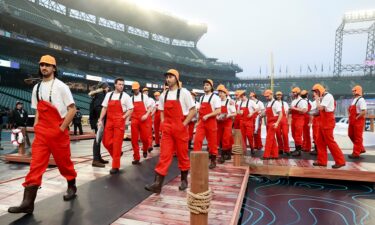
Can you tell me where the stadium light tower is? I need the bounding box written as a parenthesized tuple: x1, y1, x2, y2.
(333, 9, 375, 76)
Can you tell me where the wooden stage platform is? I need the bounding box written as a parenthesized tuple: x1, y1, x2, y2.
(113, 164, 250, 225)
(244, 153, 375, 183)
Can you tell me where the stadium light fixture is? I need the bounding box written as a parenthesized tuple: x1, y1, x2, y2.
(344, 9, 375, 21)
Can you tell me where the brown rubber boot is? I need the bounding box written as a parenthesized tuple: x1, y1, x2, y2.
(145, 173, 165, 194)
(8, 185, 39, 214)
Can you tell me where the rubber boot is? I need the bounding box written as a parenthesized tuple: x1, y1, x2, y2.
(291, 145, 302, 156)
(63, 179, 77, 201)
(145, 173, 165, 194)
(8, 185, 39, 214)
(218, 151, 225, 164)
(179, 170, 189, 191)
(209, 155, 217, 169)
(188, 140, 193, 150)
(310, 144, 318, 155)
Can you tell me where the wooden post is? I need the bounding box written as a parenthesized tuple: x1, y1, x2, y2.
(190, 151, 209, 225)
(233, 129, 243, 167)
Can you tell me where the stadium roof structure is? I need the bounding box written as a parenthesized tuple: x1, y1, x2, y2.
(57, 0, 208, 42)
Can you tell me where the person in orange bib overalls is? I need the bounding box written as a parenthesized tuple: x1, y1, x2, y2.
(275, 91, 290, 155)
(312, 84, 346, 169)
(145, 69, 196, 193)
(193, 79, 221, 169)
(216, 84, 236, 163)
(262, 90, 283, 160)
(290, 87, 308, 156)
(233, 90, 242, 129)
(301, 90, 312, 152)
(188, 91, 198, 149)
(309, 95, 321, 155)
(98, 78, 133, 174)
(237, 90, 259, 155)
(143, 87, 155, 152)
(9, 55, 78, 214)
(130, 82, 152, 164)
(348, 85, 367, 159)
(250, 92, 265, 151)
(153, 91, 161, 147)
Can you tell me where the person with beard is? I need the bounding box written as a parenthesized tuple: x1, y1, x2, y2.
(262, 90, 283, 160)
(89, 82, 110, 167)
(193, 79, 221, 169)
(188, 91, 198, 149)
(275, 91, 290, 156)
(130, 82, 152, 164)
(8, 55, 78, 214)
(216, 84, 236, 163)
(145, 69, 196, 193)
(233, 90, 242, 130)
(237, 90, 259, 155)
(348, 85, 367, 159)
(301, 90, 312, 152)
(312, 84, 346, 168)
(289, 87, 308, 156)
(98, 78, 133, 174)
(249, 92, 265, 151)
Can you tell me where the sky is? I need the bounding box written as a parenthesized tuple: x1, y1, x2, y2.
(128, 0, 375, 79)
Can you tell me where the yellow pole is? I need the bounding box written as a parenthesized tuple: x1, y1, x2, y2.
(270, 52, 274, 92)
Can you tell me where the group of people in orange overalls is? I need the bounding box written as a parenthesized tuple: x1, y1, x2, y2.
(8, 55, 368, 214)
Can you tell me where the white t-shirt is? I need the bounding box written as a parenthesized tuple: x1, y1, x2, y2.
(31, 78, 75, 118)
(155, 100, 160, 108)
(255, 99, 265, 111)
(101, 91, 134, 112)
(320, 93, 335, 112)
(199, 93, 221, 112)
(132, 93, 150, 110)
(291, 96, 308, 110)
(239, 99, 259, 113)
(266, 100, 282, 116)
(220, 98, 236, 114)
(311, 100, 317, 111)
(158, 88, 196, 116)
(279, 100, 289, 114)
(351, 97, 367, 114)
(148, 97, 156, 109)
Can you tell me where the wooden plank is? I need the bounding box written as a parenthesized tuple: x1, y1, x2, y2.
(229, 166, 249, 225)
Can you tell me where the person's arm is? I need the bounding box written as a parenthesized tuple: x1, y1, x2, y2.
(274, 111, 283, 128)
(60, 104, 77, 131)
(183, 107, 197, 126)
(160, 111, 164, 123)
(97, 107, 107, 127)
(357, 109, 366, 119)
(141, 96, 153, 121)
(203, 108, 221, 121)
(34, 111, 39, 127)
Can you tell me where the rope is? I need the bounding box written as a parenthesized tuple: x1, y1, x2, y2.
(232, 144, 243, 155)
(187, 189, 212, 214)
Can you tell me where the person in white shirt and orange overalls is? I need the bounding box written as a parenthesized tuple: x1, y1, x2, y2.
(290, 87, 308, 156)
(301, 90, 312, 152)
(143, 87, 155, 153)
(233, 90, 243, 130)
(188, 91, 198, 149)
(9, 55, 78, 214)
(193, 79, 221, 169)
(216, 84, 236, 163)
(311, 84, 346, 168)
(275, 91, 290, 156)
(262, 90, 283, 160)
(250, 92, 265, 151)
(153, 91, 161, 148)
(348, 85, 367, 159)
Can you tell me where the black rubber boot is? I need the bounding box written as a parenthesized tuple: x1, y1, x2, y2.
(218, 151, 226, 164)
(310, 144, 318, 155)
(145, 173, 165, 194)
(8, 185, 39, 214)
(63, 179, 77, 201)
(179, 170, 189, 191)
(188, 140, 193, 150)
(209, 155, 217, 169)
(291, 145, 302, 156)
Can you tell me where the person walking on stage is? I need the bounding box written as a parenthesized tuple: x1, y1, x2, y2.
(130, 82, 152, 164)
(9, 55, 78, 214)
(188, 91, 198, 149)
(153, 91, 161, 148)
(145, 69, 196, 193)
(98, 78, 133, 174)
(312, 84, 346, 168)
(250, 92, 265, 151)
(301, 90, 312, 152)
(89, 82, 110, 167)
(348, 85, 367, 159)
(262, 90, 283, 160)
(193, 79, 221, 169)
(290, 87, 308, 156)
(275, 91, 290, 156)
